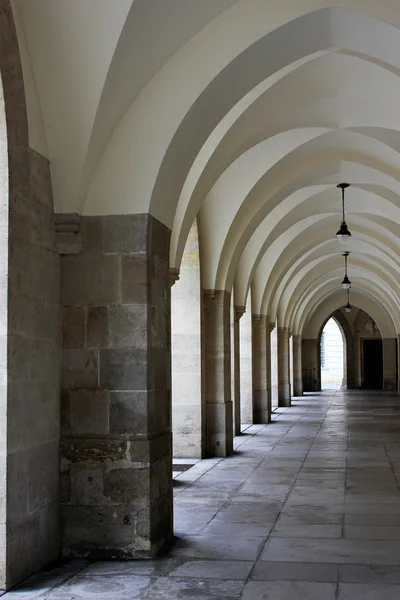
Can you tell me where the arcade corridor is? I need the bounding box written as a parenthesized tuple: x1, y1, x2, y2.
(5, 390, 400, 599)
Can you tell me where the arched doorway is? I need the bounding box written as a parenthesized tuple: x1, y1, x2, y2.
(320, 318, 344, 390)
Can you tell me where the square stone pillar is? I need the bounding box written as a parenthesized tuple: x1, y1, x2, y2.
(252, 315, 271, 423)
(266, 322, 273, 412)
(292, 335, 303, 397)
(301, 338, 320, 392)
(278, 327, 291, 406)
(233, 307, 245, 435)
(60, 214, 173, 559)
(398, 335, 400, 396)
(204, 290, 233, 457)
(383, 338, 397, 391)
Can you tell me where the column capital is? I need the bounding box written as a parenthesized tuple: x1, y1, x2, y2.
(169, 267, 180, 286)
(235, 305, 246, 321)
(268, 323, 275, 333)
(55, 212, 82, 255)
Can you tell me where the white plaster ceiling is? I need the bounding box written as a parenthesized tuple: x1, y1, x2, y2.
(11, 0, 400, 334)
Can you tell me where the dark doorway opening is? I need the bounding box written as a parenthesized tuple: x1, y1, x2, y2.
(362, 339, 383, 389)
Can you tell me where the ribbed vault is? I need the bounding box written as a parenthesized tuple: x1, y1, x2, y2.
(13, 0, 400, 335)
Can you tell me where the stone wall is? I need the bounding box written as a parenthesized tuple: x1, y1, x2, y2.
(60, 214, 173, 558)
(5, 150, 61, 587)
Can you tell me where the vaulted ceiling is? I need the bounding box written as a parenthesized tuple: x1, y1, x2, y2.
(12, 0, 400, 337)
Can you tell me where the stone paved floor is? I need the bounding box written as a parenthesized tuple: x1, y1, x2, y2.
(5, 389, 400, 599)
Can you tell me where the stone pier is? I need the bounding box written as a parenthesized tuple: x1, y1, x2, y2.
(278, 327, 291, 406)
(292, 334, 303, 397)
(203, 290, 233, 457)
(60, 214, 173, 559)
(252, 315, 270, 423)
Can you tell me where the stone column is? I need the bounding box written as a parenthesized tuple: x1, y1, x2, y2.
(302, 338, 320, 392)
(270, 324, 279, 407)
(383, 338, 397, 391)
(252, 315, 270, 423)
(233, 307, 245, 435)
(278, 327, 291, 406)
(204, 290, 233, 457)
(292, 335, 303, 397)
(266, 322, 273, 414)
(345, 334, 355, 389)
(240, 296, 253, 425)
(354, 331, 362, 388)
(398, 335, 400, 396)
(171, 220, 204, 458)
(60, 214, 172, 559)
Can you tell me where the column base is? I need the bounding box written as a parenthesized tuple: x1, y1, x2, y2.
(278, 384, 291, 407)
(253, 390, 271, 423)
(293, 381, 303, 397)
(206, 402, 233, 457)
(61, 433, 173, 559)
(384, 378, 397, 392)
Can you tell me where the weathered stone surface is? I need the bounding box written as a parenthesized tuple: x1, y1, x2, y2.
(62, 254, 120, 305)
(62, 349, 98, 390)
(60, 213, 172, 562)
(62, 306, 84, 349)
(108, 305, 148, 349)
(87, 306, 108, 348)
(2, 142, 61, 589)
(55, 213, 82, 255)
(104, 214, 148, 254)
(100, 348, 147, 390)
(121, 254, 148, 303)
(71, 390, 109, 434)
(82, 217, 104, 253)
(109, 391, 150, 434)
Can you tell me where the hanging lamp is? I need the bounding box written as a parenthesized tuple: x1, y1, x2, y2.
(345, 288, 352, 313)
(341, 251, 351, 290)
(336, 183, 352, 242)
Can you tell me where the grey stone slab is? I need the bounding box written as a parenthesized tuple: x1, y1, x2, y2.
(345, 526, 400, 540)
(201, 521, 273, 537)
(261, 537, 400, 565)
(271, 524, 342, 538)
(345, 503, 400, 515)
(344, 514, 400, 527)
(242, 580, 337, 600)
(169, 559, 253, 580)
(80, 559, 174, 576)
(46, 575, 151, 599)
(1, 561, 88, 599)
(252, 561, 339, 582)
(136, 577, 244, 599)
(339, 564, 400, 584)
(170, 534, 266, 561)
(338, 583, 400, 600)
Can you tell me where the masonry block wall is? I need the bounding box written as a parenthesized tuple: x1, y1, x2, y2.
(5, 150, 61, 587)
(60, 214, 173, 558)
